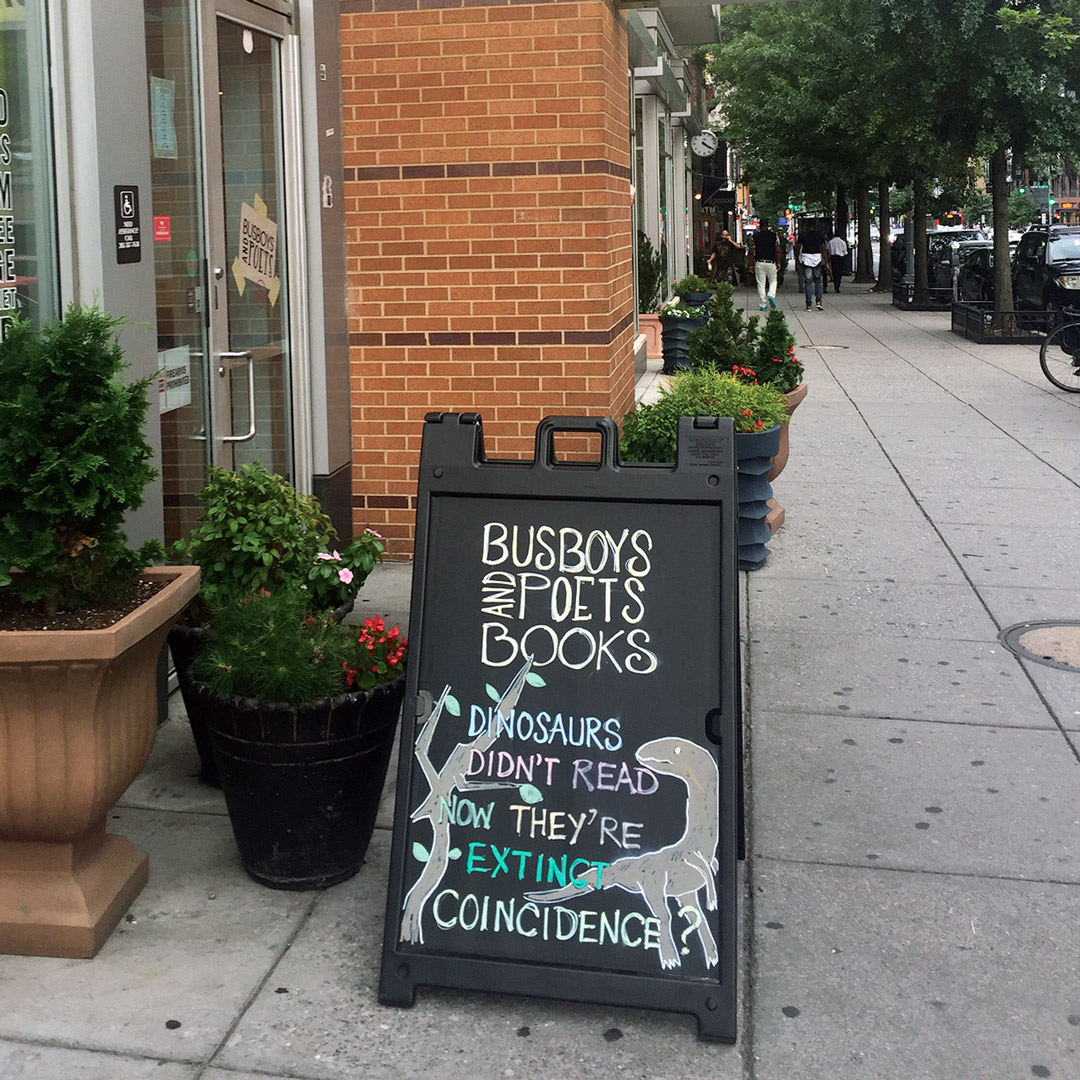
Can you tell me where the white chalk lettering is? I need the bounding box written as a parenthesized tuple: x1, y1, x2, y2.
(431, 890, 661, 952)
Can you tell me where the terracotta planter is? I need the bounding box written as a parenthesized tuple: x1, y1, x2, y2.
(766, 381, 808, 534)
(0, 565, 201, 958)
(767, 381, 808, 482)
(639, 313, 663, 360)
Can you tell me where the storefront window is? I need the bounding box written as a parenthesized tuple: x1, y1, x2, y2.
(658, 109, 670, 284)
(0, 0, 59, 337)
(145, 0, 211, 544)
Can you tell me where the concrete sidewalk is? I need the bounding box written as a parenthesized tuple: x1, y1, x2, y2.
(2, 281, 1079, 1079)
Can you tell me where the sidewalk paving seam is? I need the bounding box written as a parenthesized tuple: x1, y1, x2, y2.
(764, 708, 1060, 731)
(821, 311, 1080, 429)
(0, 1034, 203, 1068)
(804, 348, 1080, 760)
(754, 854, 1080, 888)
(812, 349, 1080, 514)
(190, 892, 322, 1080)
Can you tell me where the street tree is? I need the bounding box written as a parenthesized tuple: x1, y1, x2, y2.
(707, 1, 1080, 311)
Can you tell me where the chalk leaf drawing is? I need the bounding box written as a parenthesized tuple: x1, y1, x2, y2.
(399, 656, 535, 945)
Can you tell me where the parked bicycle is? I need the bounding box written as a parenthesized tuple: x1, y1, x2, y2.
(1039, 307, 1080, 392)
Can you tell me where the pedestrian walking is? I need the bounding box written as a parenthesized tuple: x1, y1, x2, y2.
(707, 230, 741, 286)
(827, 229, 849, 293)
(795, 224, 829, 310)
(748, 223, 781, 310)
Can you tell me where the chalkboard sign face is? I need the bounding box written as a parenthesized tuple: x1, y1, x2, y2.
(381, 415, 739, 1041)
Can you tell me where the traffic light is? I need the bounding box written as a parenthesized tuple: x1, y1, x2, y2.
(1018, 184, 1026, 194)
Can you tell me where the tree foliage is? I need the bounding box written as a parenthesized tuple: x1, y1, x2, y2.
(707, 0, 1080, 308)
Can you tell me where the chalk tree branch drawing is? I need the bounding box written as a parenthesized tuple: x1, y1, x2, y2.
(525, 736, 720, 970)
(400, 656, 535, 945)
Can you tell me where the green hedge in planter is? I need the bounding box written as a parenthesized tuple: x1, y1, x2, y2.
(685, 287, 804, 394)
(619, 368, 788, 464)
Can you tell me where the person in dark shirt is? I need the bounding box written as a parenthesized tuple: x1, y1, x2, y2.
(748, 225, 781, 310)
(795, 226, 829, 310)
(708, 230, 741, 285)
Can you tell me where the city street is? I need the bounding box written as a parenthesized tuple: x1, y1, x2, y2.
(2, 281, 1078, 1080)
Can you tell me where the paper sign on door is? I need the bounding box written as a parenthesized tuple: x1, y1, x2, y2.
(232, 194, 281, 306)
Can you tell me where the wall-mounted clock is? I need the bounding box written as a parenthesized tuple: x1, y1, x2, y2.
(691, 130, 719, 158)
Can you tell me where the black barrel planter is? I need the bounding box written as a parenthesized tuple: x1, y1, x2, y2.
(735, 424, 782, 570)
(659, 313, 709, 374)
(188, 674, 405, 890)
(167, 623, 218, 785)
(680, 290, 712, 306)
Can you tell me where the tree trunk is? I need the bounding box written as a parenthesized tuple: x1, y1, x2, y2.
(991, 144, 1014, 313)
(854, 186, 875, 282)
(835, 185, 848, 238)
(873, 179, 893, 293)
(913, 184, 929, 302)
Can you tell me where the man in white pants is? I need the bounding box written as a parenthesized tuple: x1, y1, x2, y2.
(748, 223, 781, 311)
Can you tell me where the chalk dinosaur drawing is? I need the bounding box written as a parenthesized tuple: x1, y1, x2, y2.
(525, 735, 719, 970)
(399, 656, 535, 945)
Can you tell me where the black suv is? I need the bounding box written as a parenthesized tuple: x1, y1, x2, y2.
(955, 240, 996, 303)
(1011, 225, 1080, 311)
(891, 228, 988, 289)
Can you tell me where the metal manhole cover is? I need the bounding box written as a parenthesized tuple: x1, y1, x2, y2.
(999, 621, 1080, 673)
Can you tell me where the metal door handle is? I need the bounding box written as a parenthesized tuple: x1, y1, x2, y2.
(218, 351, 256, 443)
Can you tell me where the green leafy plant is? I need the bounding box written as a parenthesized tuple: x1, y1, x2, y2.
(191, 587, 407, 707)
(686, 282, 760, 370)
(172, 462, 383, 614)
(620, 368, 788, 463)
(749, 310, 804, 392)
(0, 305, 164, 614)
(673, 274, 711, 295)
(637, 231, 665, 313)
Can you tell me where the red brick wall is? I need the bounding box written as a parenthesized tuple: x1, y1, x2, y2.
(340, 0, 636, 556)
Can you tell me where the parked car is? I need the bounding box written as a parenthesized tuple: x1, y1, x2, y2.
(891, 227, 988, 287)
(1011, 224, 1080, 312)
(955, 241, 996, 303)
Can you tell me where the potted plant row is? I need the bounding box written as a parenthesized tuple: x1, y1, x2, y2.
(619, 367, 789, 570)
(686, 291, 806, 475)
(0, 306, 200, 958)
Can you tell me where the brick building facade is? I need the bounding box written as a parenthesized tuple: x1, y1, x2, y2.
(340, 0, 642, 555)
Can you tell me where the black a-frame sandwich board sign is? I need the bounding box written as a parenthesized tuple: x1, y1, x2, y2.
(379, 413, 741, 1041)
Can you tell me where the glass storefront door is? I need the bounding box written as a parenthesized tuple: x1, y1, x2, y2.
(147, 0, 295, 545)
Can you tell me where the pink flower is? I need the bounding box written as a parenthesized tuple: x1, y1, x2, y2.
(339, 567, 354, 585)
(316, 551, 341, 562)
(365, 527, 383, 539)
